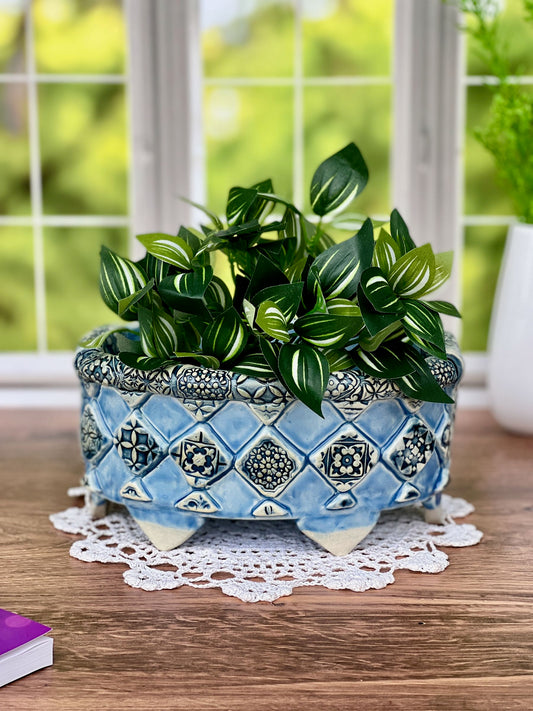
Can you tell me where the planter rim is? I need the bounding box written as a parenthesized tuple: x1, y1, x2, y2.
(74, 327, 463, 405)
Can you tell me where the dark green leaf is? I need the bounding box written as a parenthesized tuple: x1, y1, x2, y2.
(138, 305, 179, 359)
(139, 253, 170, 284)
(358, 321, 403, 352)
(245, 253, 289, 300)
(326, 298, 361, 317)
(310, 143, 369, 216)
(358, 285, 402, 337)
(119, 352, 173, 371)
(174, 352, 220, 369)
(278, 343, 330, 416)
(259, 336, 282, 380)
(323, 348, 354, 371)
(159, 266, 214, 320)
(294, 312, 361, 348)
(351, 341, 416, 379)
(253, 282, 304, 322)
(231, 353, 276, 378)
(311, 217, 374, 299)
(401, 299, 445, 352)
(395, 351, 454, 404)
(202, 307, 247, 363)
(117, 278, 154, 317)
(226, 180, 275, 225)
(205, 276, 233, 314)
(424, 300, 461, 318)
(360, 266, 404, 314)
(390, 208, 416, 255)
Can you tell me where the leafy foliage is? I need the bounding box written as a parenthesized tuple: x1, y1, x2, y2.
(91, 142, 460, 415)
(460, 0, 533, 223)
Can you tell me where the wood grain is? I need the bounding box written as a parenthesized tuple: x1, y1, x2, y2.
(0, 408, 532, 710)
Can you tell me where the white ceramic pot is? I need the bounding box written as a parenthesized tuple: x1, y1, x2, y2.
(488, 222, 533, 434)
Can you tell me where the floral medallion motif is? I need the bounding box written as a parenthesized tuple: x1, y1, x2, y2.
(390, 422, 435, 478)
(238, 439, 298, 496)
(325, 371, 365, 401)
(319, 434, 377, 492)
(114, 416, 162, 474)
(428, 358, 459, 387)
(176, 366, 231, 401)
(80, 405, 106, 460)
(171, 431, 229, 489)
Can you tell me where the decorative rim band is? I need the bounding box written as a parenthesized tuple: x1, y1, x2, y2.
(74, 329, 463, 406)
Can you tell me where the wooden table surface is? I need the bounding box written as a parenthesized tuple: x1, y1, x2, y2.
(0, 408, 532, 710)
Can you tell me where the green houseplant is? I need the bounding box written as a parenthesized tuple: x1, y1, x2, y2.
(461, 0, 533, 434)
(75, 142, 463, 555)
(85, 142, 459, 415)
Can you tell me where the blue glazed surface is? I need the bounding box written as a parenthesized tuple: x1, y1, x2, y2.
(76, 331, 463, 554)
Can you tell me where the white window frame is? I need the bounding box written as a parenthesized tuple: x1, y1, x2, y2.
(0, 0, 484, 408)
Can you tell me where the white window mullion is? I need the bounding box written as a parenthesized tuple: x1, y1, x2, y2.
(293, 0, 304, 208)
(126, 0, 204, 256)
(25, 6, 47, 353)
(393, 0, 463, 311)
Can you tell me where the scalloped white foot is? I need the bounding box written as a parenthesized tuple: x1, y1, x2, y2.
(423, 504, 447, 525)
(298, 523, 376, 556)
(132, 518, 205, 551)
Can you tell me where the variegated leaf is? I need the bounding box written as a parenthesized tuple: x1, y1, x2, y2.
(256, 301, 291, 342)
(401, 299, 445, 351)
(178, 196, 223, 230)
(259, 336, 282, 380)
(253, 282, 304, 322)
(232, 353, 276, 378)
(202, 307, 247, 363)
(310, 143, 369, 216)
(422, 251, 454, 296)
(388, 244, 436, 298)
(351, 341, 415, 379)
(117, 278, 154, 317)
(396, 351, 454, 404)
(373, 227, 401, 276)
(278, 343, 330, 416)
(137, 232, 194, 270)
(138, 306, 179, 359)
(323, 348, 354, 371)
(159, 266, 214, 320)
(79, 326, 128, 349)
(205, 276, 233, 313)
(294, 312, 360, 348)
(390, 208, 416, 255)
(326, 298, 362, 317)
(242, 299, 256, 329)
(358, 321, 403, 352)
(119, 352, 173, 371)
(99, 245, 147, 320)
(311, 217, 374, 299)
(424, 300, 461, 318)
(174, 352, 220, 369)
(360, 266, 404, 314)
(358, 284, 402, 337)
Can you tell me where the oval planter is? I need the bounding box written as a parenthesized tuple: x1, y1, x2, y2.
(75, 330, 463, 556)
(488, 222, 533, 435)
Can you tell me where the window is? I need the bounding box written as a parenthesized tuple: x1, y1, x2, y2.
(0, 0, 129, 359)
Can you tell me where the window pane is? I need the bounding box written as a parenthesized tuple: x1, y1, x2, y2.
(0, 82, 31, 215)
(44, 227, 128, 350)
(464, 85, 516, 216)
(39, 83, 128, 215)
(304, 85, 391, 215)
(0, 227, 36, 350)
(466, 0, 533, 76)
(205, 86, 293, 214)
(461, 224, 507, 352)
(303, 0, 393, 77)
(33, 0, 126, 74)
(202, 0, 294, 78)
(0, 3, 25, 73)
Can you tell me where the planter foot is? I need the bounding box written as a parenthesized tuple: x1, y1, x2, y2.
(131, 516, 205, 551)
(85, 491, 109, 519)
(422, 493, 446, 524)
(297, 515, 378, 556)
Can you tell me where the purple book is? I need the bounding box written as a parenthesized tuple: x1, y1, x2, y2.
(0, 609, 53, 687)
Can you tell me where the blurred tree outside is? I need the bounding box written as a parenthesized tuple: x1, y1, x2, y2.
(0, 0, 531, 353)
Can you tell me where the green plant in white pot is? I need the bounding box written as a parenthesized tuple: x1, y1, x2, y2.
(461, 0, 533, 433)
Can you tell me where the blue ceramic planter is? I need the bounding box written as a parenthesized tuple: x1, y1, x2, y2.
(75, 331, 462, 556)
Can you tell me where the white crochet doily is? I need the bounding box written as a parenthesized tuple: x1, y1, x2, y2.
(50, 492, 482, 603)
